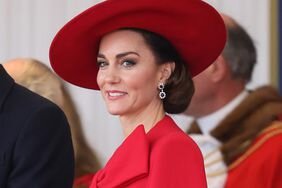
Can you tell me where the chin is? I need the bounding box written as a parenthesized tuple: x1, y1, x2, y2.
(106, 103, 131, 116)
(107, 108, 125, 116)
(108, 111, 120, 115)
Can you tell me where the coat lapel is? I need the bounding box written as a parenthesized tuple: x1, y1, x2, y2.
(94, 125, 150, 188)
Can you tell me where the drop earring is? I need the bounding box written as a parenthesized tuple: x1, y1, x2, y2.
(158, 83, 166, 99)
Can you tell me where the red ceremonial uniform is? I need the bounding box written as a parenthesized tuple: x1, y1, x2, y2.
(225, 122, 282, 188)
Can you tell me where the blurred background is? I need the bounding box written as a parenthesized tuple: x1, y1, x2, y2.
(0, 0, 281, 165)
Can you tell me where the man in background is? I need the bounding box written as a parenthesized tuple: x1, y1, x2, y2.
(0, 62, 74, 187)
(185, 14, 282, 188)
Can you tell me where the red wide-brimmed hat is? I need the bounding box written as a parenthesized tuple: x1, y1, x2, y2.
(50, 0, 226, 90)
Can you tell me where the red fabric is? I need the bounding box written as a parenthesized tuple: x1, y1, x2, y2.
(74, 173, 95, 187)
(49, 0, 226, 89)
(277, 114, 282, 121)
(90, 115, 207, 187)
(225, 125, 282, 188)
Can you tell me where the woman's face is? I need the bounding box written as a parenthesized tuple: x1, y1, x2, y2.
(97, 30, 164, 116)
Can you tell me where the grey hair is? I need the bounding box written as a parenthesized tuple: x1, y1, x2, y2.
(222, 21, 257, 81)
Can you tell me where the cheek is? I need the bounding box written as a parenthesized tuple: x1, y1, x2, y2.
(129, 71, 159, 97)
(96, 71, 104, 88)
(193, 73, 209, 90)
(192, 76, 212, 101)
(192, 79, 203, 95)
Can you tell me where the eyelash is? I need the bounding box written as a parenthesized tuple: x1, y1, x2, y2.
(121, 59, 136, 68)
(97, 61, 108, 68)
(97, 59, 137, 69)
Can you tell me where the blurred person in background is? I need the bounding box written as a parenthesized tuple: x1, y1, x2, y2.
(185, 14, 282, 188)
(3, 58, 101, 188)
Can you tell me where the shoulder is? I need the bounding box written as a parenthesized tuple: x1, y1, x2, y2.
(5, 83, 66, 122)
(1, 83, 68, 139)
(152, 130, 203, 163)
(253, 122, 282, 157)
(150, 116, 203, 159)
(230, 122, 282, 170)
(158, 131, 200, 150)
(148, 125, 207, 187)
(10, 83, 58, 108)
(250, 121, 282, 154)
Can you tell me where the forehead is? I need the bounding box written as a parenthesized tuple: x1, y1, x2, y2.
(102, 29, 144, 41)
(98, 29, 149, 52)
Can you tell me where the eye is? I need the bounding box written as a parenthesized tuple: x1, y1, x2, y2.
(97, 60, 108, 69)
(121, 60, 136, 68)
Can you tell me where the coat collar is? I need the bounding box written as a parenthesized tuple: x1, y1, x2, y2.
(91, 115, 178, 187)
(0, 64, 15, 112)
(97, 125, 149, 187)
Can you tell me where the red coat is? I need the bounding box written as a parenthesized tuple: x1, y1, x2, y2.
(87, 115, 207, 187)
(74, 173, 94, 187)
(225, 122, 282, 188)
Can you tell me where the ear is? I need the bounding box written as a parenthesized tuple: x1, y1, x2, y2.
(159, 62, 175, 83)
(208, 55, 229, 83)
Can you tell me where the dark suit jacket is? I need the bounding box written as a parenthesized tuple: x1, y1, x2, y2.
(0, 64, 74, 187)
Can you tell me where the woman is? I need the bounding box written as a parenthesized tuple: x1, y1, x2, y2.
(50, 0, 226, 187)
(3, 58, 100, 186)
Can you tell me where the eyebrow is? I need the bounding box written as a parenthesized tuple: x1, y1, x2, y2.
(97, 51, 140, 59)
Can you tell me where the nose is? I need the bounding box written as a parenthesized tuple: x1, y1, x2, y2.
(103, 65, 120, 84)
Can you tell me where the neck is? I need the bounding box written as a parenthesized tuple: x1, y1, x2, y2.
(209, 81, 245, 112)
(120, 100, 165, 137)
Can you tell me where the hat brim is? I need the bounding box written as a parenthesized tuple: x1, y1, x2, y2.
(50, 0, 226, 90)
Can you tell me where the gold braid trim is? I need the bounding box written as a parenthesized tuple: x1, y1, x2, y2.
(203, 148, 227, 177)
(228, 123, 282, 170)
(205, 157, 223, 167)
(204, 148, 220, 159)
(259, 122, 282, 135)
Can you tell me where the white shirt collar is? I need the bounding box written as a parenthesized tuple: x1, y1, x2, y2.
(197, 90, 249, 135)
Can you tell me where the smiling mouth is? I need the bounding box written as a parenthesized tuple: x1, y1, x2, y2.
(106, 91, 127, 99)
(108, 92, 125, 97)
